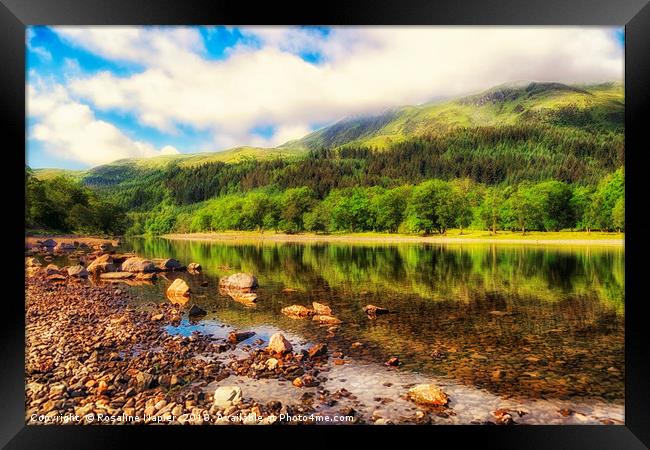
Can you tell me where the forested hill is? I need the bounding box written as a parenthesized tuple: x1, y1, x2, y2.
(27, 81, 624, 236)
(281, 81, 623, 150)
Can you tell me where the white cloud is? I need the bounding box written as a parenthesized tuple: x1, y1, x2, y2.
(42, 26, 624, 158)
(28, 79, 180, 166)
(160, 145, 180, 155)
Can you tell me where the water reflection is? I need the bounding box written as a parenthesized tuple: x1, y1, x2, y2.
(122, 238, 624, 403)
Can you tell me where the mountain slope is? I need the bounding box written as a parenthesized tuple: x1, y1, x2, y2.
(282, 81, 623, 151)
(31, 81, 623, 190)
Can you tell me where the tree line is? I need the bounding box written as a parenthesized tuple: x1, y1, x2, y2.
(127, 168, 624, 236)
(25, 168, 128, 234)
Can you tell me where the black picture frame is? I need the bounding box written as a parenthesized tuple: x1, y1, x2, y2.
(3, 0, 649, 448)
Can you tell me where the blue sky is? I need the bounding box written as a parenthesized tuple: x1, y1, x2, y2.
(27, 26, 624, 169)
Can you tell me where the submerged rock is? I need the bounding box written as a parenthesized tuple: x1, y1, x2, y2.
(228, 331, 255, 344)
(312, 302, 332, 315)
(188, 305, 207, 317)
(100, 272, 135, 280)
(281, 304, 314, 318)
(213, 386, 242, 408)
(363, 304, 389, 317)
(267, 332, 293, 354)
(307, 343, 328, 359)
(406, 384, 449, 406)
(219, 273, 258, 290)
(135, 272, 157, 281)
(312, 314, 342, 325)
(225, 290, 258, 305)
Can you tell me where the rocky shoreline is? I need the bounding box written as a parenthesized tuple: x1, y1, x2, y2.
(24, 240, 438, 425)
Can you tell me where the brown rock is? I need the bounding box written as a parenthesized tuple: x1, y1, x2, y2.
(155, 258, 183, 271)
(67, 265, 88, 278)
(45, 264, 61, 276)
(267, 332, 293, 354)
(167, 278, 191, 297)
(86, 254, 116, 274)
(187, 262, 201, 272)
(41, 239, 57, 248)
(135, 272, 157, 281)
(307, 343, 328, 359)
(121, 257, 156, 273)
(385, 357, 401, 366)
(407, 384, 449, 406)
(25, 257, 42, 268)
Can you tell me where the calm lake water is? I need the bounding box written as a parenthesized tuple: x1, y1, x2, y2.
(117, 237, 624, 424)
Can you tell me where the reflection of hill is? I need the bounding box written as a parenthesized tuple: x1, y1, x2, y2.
(123, 237, 623, 401)
(125, 238, 624, 314)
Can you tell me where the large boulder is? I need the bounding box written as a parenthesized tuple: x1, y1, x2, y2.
(213, 386, 242, 408)
(267, 333, 293, 354)
(219, 273, 258, 290)
(67, 265, 88, 278)
(167, 278, 191, 297)
(121, 257, 156, 273)
(406, 384, 449, 406)
(86, 254, 116, 274)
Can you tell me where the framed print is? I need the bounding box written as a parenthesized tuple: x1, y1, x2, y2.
(2, 0, 649, 448)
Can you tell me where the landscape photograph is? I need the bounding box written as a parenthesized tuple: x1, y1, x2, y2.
(25, 25, 625, 425)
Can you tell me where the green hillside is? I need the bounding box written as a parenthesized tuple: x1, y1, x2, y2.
(283, 81, 623, 150)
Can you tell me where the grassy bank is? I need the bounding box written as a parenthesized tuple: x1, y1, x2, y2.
(163, 229, 624, 246)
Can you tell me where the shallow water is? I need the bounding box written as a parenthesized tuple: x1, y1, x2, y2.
(81, 238, 628, 423)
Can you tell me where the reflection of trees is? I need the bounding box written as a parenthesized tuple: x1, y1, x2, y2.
(124, 237, 624, 400)
(125, 238, 624, 314)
